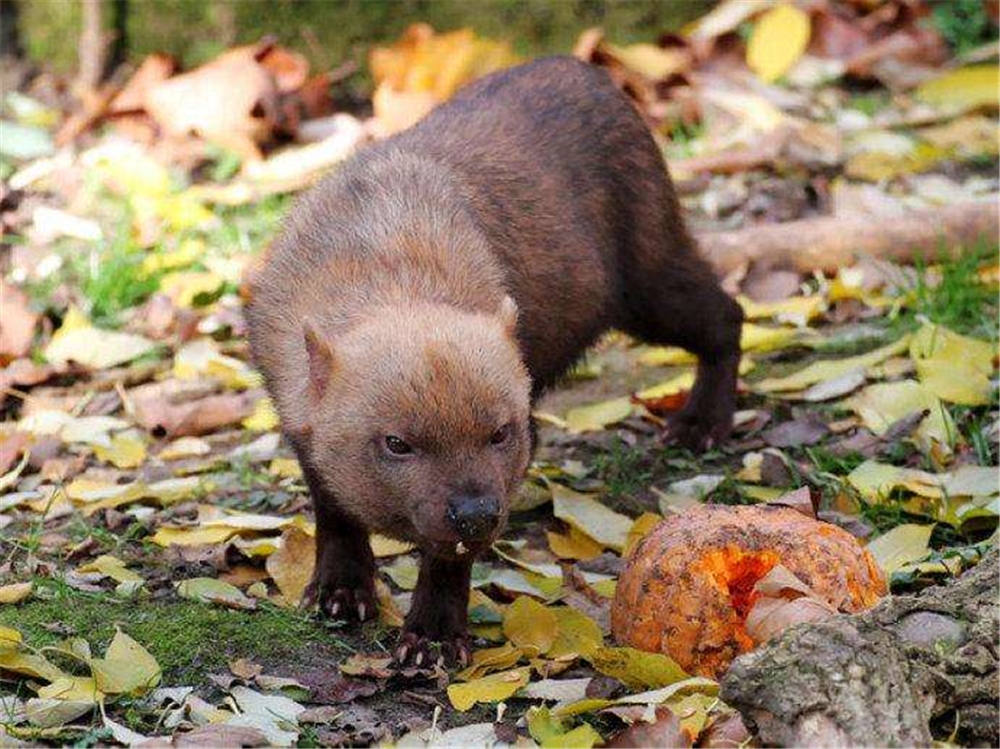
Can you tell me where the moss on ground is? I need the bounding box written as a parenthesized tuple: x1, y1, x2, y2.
(0, 584, 352, 682)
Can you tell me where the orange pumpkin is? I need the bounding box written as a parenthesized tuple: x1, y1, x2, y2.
(611, 504, 886, 678)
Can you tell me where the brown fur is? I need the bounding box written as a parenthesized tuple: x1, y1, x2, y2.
(246, 57, 743, 659)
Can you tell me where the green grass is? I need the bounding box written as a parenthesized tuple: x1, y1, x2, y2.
(0, 583, 347, 683)
(931, 0, 997, 54)
(909, 242, 1000, 340)
(593, 441, 654, 502)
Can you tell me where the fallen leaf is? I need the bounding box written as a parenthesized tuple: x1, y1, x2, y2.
(44, 308, 157, 370)
(848, 460, 943, 501)
(606, 706, 690, 748)
(588, 647, 688, 690)
(527, 707, 602, 748)
(754, 335, 911, 392)
(76, 555, 143, 585)
(0, 281, 38, 362)
(446, 667, 530, 712)
(866, 524, 934, 575)
(916, 64, 999, 112)
(738, 294, 825, 327)
(909, 322, 995, 405)
(92, 433, 147, 468)
(456, 642, 524, 681)
(89, 629, 161, 695)
(176, 578, 257, 610)
(547, 526, 604, 561)
(551, 483, 633, 552)
(503, 596, 559, 654)
(265, 527, 315, 606)
(0, 582, 33, 604)
(564, 397, 634, 434)
(844, 380, 955, 452)
(746, 3, 811, 83)
(761, 414, 829, 447)
(549, 607, 604, 660)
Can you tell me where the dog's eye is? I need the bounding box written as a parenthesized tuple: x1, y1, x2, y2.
(490, 424, 512, 446)
(384, 435, 413, 455)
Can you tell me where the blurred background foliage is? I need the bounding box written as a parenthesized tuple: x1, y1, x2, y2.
(11, 0, 706, 83)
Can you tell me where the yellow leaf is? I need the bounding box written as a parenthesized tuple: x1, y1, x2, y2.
(546, 527, 603, 561)
(90, 629, 161, 695)
(636, 371, 696, 400)
(0, 626, 22, 650)
(77, 555, 143, 584)
(0, 582, 33, 604)
(588, 646, 689, 690)
(746, 3, 811, 83)
(503, 596, 559, 654)
(564, 397, 633, 434)
(456, 641, 524, 681)
(755, 335, 911, 392)
(845, 379, 955, 452)
(149, 526, 238, 547)
(446, 667, 530, 711)
(173, 338, 259, 389)
(551, 483, 632, 552)
(918, 115, 1000, 158)
(243, 397, 279, 432)
(910, 322, 996, 406)
(624, 512, 662, 557)
(176, 577, 256, 610)
(602, 42, 687, 80)
(158, 436, 212, 460)
(45, 310, 156, 370)
(867, 524, 934, 575)
(847, 460, 943, 502)
(265, 527, 315, 606)
(548, 607, 603, 660)
(268, 457, 302, 479)
(92, 434, 147, 469)
(370, 534, 414, 557)
(38, 676, 102, 702)
(916, 65, 1000, 112)
(141, 238, 205, 275)
(738, 294, 825, 327)
(0, 649, 66, 681)
(527, 707, 602, 748)
(637, 346, 696, 367)
(741, 322, 803, 353)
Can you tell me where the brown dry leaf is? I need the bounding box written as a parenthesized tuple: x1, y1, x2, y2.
(131, 381, 260, 437)
(606, 706, 691, 748)
(369, 24, 517, 136)
(0, 358, 55, 407)
(265, 527, 315, 607)
(744, 564, 836, 645)
(145, 43, 279, 160)
(0, 281, 38, 363)
(110, 54, 177, 113)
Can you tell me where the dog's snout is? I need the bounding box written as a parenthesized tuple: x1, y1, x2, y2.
(446, 494, 501, 540)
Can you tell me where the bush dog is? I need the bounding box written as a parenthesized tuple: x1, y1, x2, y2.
(246, 57, 743, 665)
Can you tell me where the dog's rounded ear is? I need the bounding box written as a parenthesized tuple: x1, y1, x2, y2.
(303, 318, 336, 400)
(498, 295, 518, 335)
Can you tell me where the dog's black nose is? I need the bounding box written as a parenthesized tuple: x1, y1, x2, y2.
(446, 494, 501, 540)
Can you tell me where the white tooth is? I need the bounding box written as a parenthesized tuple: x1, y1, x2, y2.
(455, 541, 468, 555)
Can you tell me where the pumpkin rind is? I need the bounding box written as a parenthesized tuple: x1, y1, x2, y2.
(610, 504, 887, 677)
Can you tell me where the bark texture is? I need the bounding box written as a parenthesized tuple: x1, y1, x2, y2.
(721, 547, 999, 747)
(695, 201, 999, 276)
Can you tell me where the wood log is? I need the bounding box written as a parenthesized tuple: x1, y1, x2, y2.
(695, 201, 999, 277)
(720, 547, 999, 747)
